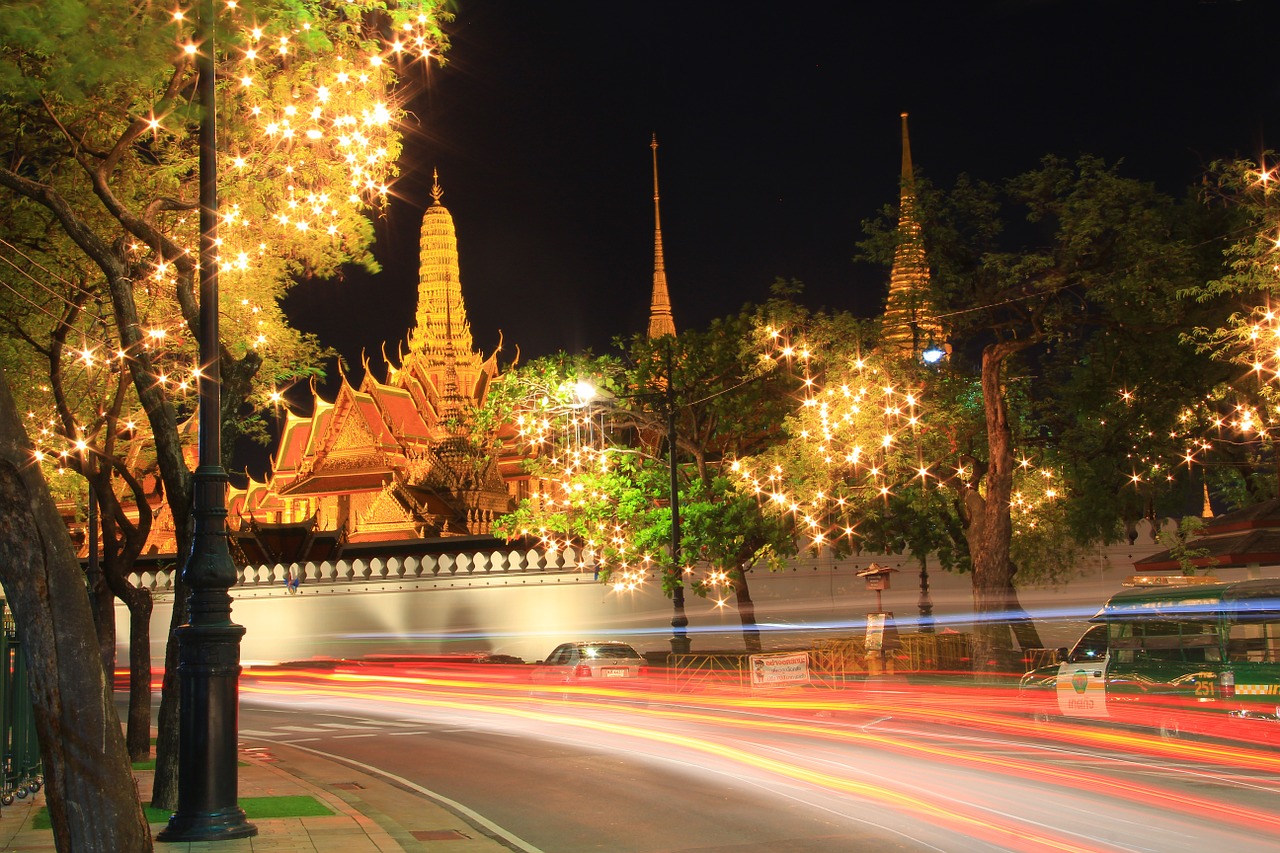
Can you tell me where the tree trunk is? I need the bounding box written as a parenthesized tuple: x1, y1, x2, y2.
(150, 578, 186, 811)
(1005, 566, 1043, 657)
(730, 568, 761, 653)
(970, 342, 1026, 677)
(123, 586, 154, 762)
(0, 372, 151, 852)
(90, 577, 116, 681)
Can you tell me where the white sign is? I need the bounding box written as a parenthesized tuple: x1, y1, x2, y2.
(865, 613, 886, 651)
(749, 652, 810, 687)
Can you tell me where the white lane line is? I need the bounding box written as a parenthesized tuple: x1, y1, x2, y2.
(333, 734, 378, 740)
(240, 729, 281, 738)
(278, 741, 546, 853)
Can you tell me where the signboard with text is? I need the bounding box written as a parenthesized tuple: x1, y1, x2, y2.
(749, 652, 810, 688)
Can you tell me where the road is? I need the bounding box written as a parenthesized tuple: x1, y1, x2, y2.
(237, 663, 1280, 852)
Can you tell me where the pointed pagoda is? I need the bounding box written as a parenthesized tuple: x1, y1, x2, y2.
(880, 112, 945, 358)
(647, 134, 676, 339)
(233, 173, 527, 556)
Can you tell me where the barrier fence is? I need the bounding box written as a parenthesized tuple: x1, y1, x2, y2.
(0, 602, 41, 806)
(668, 633, 976, 690)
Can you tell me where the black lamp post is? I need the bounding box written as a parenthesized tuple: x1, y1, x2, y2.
(665, 344, 690, 655)
(157, 0, 256, 840)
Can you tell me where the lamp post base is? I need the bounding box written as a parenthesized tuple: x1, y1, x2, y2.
(156, 610, 257, 843)
(157, 808, 257, 843)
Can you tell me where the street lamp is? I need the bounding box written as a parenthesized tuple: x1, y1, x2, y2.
(664, 344, 690, 655)
(571, 357, 690, 653)
(157, 0, 256, 841)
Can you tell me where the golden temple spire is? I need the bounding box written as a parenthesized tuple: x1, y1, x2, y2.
(881, 112, 944, 359)
(408, 169, 474, 359)
(647, 134, 676, 339)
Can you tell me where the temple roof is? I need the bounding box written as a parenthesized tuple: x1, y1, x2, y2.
(277, 467, 396, 497)
(1135, 499, 1280, 571)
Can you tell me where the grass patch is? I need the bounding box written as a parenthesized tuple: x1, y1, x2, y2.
(35, 795, 333, 829)
(241, 796, 334, 819)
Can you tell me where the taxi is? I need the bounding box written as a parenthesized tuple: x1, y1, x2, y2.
(1020, 575, 1280, 741)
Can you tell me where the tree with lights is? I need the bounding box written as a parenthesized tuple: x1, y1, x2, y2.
(858, 155, 1232, 672)
(0, 0, 448, 820)
(733, 303, 979, 638)
(1178, 158, 1280, 506)
(489, 309, 796, 651)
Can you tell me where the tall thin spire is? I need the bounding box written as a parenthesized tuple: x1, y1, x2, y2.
(408, 169, 475, 359)
(881, 112, 943, 358)
(647, 134, 676, 339)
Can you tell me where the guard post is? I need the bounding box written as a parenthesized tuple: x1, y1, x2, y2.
(857, 564, 900, 676)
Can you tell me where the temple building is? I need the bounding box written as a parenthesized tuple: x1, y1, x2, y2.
(880, 112, 946, 359)
(229, 173, 525, 562)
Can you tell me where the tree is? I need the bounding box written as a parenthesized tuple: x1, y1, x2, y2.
(490, 307, 797, 651)
(734, 306, 976, 635)
(0, 0, 449, 810)
(863, 156, 1231, 672)
(0, 368, 151, 852)
(1178, 158, 1280, 506)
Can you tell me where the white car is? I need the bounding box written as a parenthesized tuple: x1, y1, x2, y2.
(531, 641, 649, 683)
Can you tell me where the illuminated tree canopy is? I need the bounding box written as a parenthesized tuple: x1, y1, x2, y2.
(0, 0, 451, 815)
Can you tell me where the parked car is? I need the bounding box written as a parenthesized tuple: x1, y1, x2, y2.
(530, 641, 649, 683)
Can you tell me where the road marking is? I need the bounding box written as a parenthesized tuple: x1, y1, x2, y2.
(278, 725, 330, 733)
(240, 729, 281, 738)
(281, 737, 320, 743)
(333, 734, 378, 739)
(387, 731, 433, 736)
(316, 723, 377, 730)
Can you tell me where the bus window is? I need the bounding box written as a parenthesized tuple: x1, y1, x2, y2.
(1070, 625, 1108, 662)
(1228, 619, 1280, 663)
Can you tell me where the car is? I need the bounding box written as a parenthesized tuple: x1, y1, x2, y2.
(530, 641, 649, 684)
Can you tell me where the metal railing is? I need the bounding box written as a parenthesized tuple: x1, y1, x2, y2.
(668, 633, 977, 690)
(0, 602, 42, 806)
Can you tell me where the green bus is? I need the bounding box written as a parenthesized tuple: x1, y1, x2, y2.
(1020, 575, 1280, 741)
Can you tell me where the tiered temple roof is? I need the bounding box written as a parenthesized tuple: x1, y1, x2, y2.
(230, 174, 521, 563)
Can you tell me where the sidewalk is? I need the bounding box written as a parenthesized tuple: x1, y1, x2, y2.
(0, 741, 519, 852)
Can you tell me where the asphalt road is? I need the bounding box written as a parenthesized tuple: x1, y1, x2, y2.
(236, 668, 1280, 853)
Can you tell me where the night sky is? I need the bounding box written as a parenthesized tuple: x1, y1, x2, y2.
(280, 0, 1276, 387)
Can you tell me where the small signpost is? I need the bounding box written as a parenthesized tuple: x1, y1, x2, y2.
(857, 564, 900, 676)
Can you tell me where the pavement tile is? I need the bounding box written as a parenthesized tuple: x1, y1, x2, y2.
(1, 737, 519, 853)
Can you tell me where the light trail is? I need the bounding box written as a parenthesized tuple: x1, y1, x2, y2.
(243, 666, 1280, 852)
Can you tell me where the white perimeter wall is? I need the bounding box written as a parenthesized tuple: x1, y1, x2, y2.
(116, 523, 1280, 667)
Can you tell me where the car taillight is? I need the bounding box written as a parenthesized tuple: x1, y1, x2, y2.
(574, 664, 592, 678)
(638, 665, 650, 678)
(1220, 670, 1235, 699)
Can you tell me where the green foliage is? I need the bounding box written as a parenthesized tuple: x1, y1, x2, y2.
(1155, 516, 1214, 577)
(488, 305, 799, 600)
(0, 0, 450, 489)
